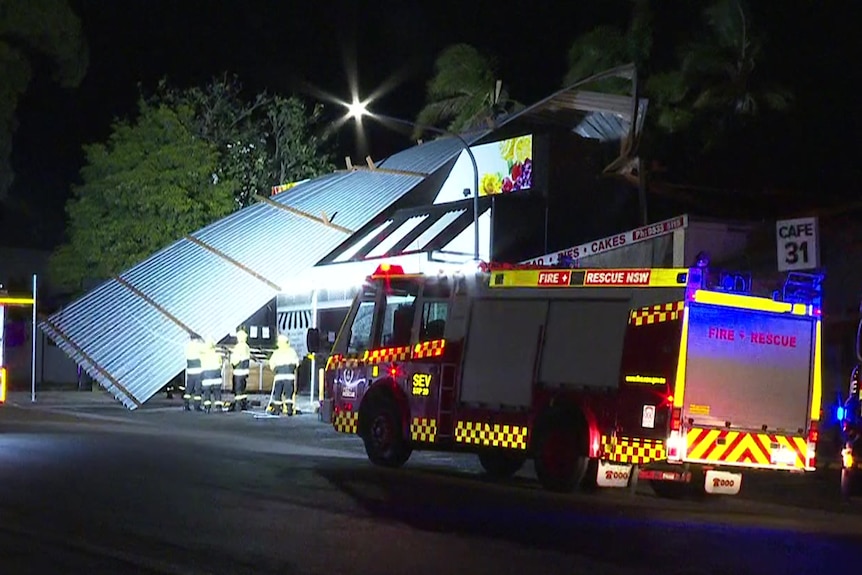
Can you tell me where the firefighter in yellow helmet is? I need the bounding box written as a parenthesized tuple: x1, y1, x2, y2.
(230, 328, 251, 411)
(183, 334, 204, 412)
(200, 338, 224, 413)
(267, 334, 299, 416)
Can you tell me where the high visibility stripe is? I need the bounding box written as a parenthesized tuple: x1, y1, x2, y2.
(273, 374, 295, 382)
(601, 435, 666, 465)
(685, 427, 811, 470)
(333, 411, 358, 434)
(327, 339, 447, 370)
(454, 421, 527, 450)
(410, 418, 437, 442)
(629, 301, 685, 326)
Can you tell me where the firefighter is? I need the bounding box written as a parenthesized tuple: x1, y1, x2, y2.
(200, 338, 224, 413)
(266, 334, 299, 416)
(183, 335, 204, 412)
(230, 328, 251, 411)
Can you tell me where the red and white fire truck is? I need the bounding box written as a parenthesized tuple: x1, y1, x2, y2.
(308, 261, 823, 495)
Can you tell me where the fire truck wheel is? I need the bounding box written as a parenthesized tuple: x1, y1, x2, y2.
(361, 395, 412, 468)
(533, 423, 588, 493)
(478, 450, 526, 479)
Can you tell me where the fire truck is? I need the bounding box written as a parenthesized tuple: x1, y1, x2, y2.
(307, 261, 823, 496)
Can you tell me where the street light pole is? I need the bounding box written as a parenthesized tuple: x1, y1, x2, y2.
(353, 112, 481, 262)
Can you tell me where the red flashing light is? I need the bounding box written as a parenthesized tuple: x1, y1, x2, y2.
(808, 420, 819, 444)
(373, 263, 405, 277)
(344, 402, 353, 412)
(670, 407, 682, 432)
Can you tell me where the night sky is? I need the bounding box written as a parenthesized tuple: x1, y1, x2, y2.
(3, 0, 858, 250)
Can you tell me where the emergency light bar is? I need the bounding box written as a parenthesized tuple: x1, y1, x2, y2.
(370, 263, 408, 278)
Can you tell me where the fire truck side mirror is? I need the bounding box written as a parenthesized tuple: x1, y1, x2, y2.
(307, 328, 321, 354)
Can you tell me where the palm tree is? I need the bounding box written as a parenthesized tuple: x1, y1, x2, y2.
(562, 0, 652, 92)
(670, 0, 792, 139)
(413, 44, 522, 139)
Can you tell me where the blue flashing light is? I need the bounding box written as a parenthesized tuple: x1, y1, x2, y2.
(838, 406, 846, 422)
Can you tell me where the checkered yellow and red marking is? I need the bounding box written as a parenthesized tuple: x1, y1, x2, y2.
(333, 410, 358, 434)
(629, 301, 684, 327)
(410, 417, 437, 442)
(685, 427, 810, 470)
(601, 435, 666, 465)
(413, 339, 446, 359)
(455, 420, 528, 450)
(326, 339, 446, 370)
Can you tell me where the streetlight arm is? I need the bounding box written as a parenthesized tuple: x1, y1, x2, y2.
(371, 113, 481, 262)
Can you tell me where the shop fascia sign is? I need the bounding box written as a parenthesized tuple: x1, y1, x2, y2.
(522, 215, 689, 266)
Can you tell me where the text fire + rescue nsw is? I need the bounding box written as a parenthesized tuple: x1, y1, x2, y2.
(536, 269, 653, 287)
(708, 327, 797, 348)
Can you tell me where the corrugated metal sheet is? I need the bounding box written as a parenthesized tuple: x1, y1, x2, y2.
(379, 131, 488, 175)
(379, 137, 463, 174)
(39, 161, 435, 409)
(192, 202, 347, 287)
(274, 170, 424, 232)
(41, 278, 191, 409)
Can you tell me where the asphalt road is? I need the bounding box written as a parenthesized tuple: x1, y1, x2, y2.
(3, 398, 862, 575)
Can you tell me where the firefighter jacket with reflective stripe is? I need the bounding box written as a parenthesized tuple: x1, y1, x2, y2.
(230, 342, 251, 376)
(185, 340, 203, 375)
(201, 347, 222, 387)
(269, 346, 299, 382)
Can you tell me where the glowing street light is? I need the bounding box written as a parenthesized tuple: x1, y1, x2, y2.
(342, 99, 481, 263)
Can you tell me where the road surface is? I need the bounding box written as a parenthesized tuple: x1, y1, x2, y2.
(2, 398, 862, 575)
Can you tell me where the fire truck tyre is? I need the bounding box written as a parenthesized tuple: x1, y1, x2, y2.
(533, 424, 588, 493)
(361, 396, 412, 468)
(841, 468, 861, 499)
(478, 450, 526, 479)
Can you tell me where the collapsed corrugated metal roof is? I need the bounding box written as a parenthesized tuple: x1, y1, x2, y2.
(379, 131, 488, 174)
(39, 157, 442, 409)
(493, 64, 646, 144)
(39, 66, 644, 408)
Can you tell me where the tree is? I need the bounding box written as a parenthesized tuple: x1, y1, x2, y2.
(153, 76, 335, 207)
(562, 0, 652, 92)
(0, 0, 88, 200)
(48, 101, 236, 292)
(654, 0, 792, 146)
(414, 44, 522, 138)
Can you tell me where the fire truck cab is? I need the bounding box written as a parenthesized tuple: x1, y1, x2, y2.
(310, 262, 823, 496)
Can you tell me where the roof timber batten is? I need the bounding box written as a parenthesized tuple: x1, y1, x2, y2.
(253, 194, 354, 234)
(40, 317, 142, 408)
(185, 235, 282, 291)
